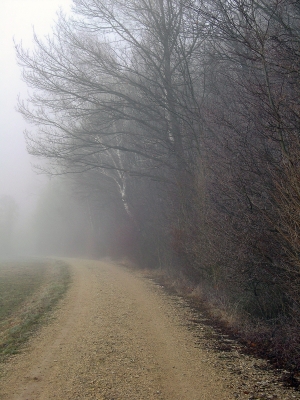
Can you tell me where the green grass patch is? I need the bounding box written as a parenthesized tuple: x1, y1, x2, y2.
(0, 259, 71, 362)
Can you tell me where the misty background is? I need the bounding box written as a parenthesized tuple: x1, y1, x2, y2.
(0, 0, 73, 257)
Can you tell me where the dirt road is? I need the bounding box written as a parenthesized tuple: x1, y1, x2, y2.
(0, 258, 237, 399)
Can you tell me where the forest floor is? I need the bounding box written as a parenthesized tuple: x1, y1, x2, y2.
(0, 258, 299, 400)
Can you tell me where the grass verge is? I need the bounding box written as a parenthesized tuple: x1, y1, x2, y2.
(137, 266, 300, 388)
(0, 259, 70, 362)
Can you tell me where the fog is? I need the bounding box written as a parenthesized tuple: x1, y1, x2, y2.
(0, 0, 135, 261)
(0, 0, 73, 258)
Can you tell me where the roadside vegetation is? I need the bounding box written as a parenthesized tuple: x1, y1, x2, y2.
(143, 265, 300, 382)
(0, 259, 70, 362)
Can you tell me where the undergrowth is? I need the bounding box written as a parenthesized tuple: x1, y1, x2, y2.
(139, 266, 300, 388)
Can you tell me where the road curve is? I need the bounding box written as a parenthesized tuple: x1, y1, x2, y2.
(0, 259, 233, 400)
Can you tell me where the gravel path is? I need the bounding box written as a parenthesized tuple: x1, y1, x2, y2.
(0, 259, 299, 400)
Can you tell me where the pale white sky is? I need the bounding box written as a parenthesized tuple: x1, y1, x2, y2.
(0, 0, 72, 214)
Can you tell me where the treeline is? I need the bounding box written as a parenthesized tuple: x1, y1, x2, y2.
(0, 195, 17, 256)
(18, 0, 300, 369)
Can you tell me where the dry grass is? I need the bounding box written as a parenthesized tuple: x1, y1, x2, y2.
(139, 266, 300, 385)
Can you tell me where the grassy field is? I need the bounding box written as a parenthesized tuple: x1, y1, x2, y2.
(0, 259, 70, 362)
